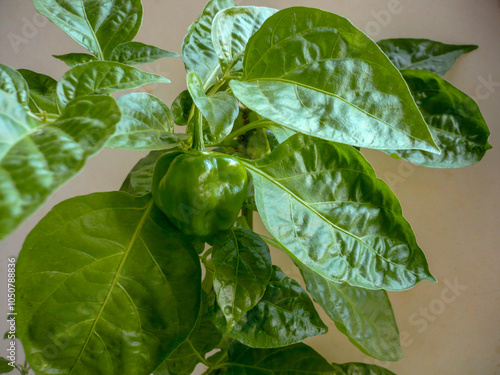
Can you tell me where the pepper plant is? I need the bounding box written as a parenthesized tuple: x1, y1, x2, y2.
(0, 0, 492, 374)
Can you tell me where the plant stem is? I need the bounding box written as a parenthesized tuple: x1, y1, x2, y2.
(187, 339, 211, 367)
(242, 207, 253, 230)
(192, 111, 205, 151)
(224, 120, 271, 141)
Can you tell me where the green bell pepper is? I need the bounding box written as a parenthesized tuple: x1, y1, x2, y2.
(152, 151, 249, 237)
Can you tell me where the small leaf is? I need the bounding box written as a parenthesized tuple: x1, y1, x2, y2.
(182, 0, 236, 88)
(18, 69, 59, 114)
(220, 341, 336, 374)
(231, 7, 439, 153)
(33, 0, 143, 59)
(212, 228, 272, 327)
(389, 70, 492, 168)
(0, 63, 29, 108)
(57, 61, 170, 107)
(378, 38, 478, 76)
(331, 362, 396, 375)
(186, 71, 238, 138)
(212, 6, 277, 74)
(109, 41, 179, 65)
(107, 92, 187, 150)
(53, 53, 97, 67)
(209, 265, 327, 348)
(171, 89, 193, 126)
(17, 192, 201, 375)
(243, 134, 435, 290)
(0, 358, 14, 374)
(300, 266, 402, 361)
(154, 292, 221, 375)
(0, 94, 120, 240)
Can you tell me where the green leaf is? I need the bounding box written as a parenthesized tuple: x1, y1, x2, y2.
(17, 192, 201, 375)
(109, 41, 179, 65)
(107, 92, 187, 150)
(18, 69, 59, 114)
(242, 134, 435, 290)
(57, 61, 170, 107)
(53, 53, 97, 67)
(210, 265, 327, 348)
(0, 94, 120, 240)
(212, 6, 277, 75)
(187, 72, 238, 138)
(230, 7, 439, 153)
(377, 38, 478, 77)
(154, 292, 221, 375)
(0, 358, 14, 374)
(331, 362, 396, 375)
(300, 266, 402, 361)
(212, 228, 272, 327)
(171, 89, 193, 125)
(220, 341, 336, 375)
(120, 151, 170, 196)
(0, 63, 29, 108)
(33, 0, 143, 59)
(388, 70, 491, 168)
(182, 0, 236, 88)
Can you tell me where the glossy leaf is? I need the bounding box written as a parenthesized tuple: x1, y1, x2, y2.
(120, 151, 171, 196)
(33, 0, 143, 59)
(243, 134, 435, 290)
(17, 192, 201, 375)
(57, 61, 170, 107)
(220, 341, 335, 375)
(210, 265, 327, 348)
(300, 266, 402, 361)
(377, 38, 478, 76)
(331, 363, 396, 375)
(0, 358, 14, 374)
(0, 94, 120, 240)
(53, 53, 97, 67)
(107, 92, 187, 150)
(212, 228, 273, 327)
(230, 7, 439, 153)
(154, 292, 221, 375)
(212, 6, 277, 74)
(182, 0, 236, 88)
(18, 69, 59, 114)
(187, 72, 238, 137)
(109, 41, 179, 65)
(171, 89, 193, 125)
(389, 70, 492, 168)
(0, 63, 29, 108)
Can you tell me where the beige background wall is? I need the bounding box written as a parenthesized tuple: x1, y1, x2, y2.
(0, 0, 499, 374)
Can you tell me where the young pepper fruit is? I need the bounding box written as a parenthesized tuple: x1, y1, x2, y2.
(152, 151, 249, 237)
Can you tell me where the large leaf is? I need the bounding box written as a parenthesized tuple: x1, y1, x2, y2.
(53, 53, 97, 67)
(230, 7, 439, 153)
(18, 69, 59, 114)
(209, 265, 327, 348)
(0, 94, 120, 240)
(154, 292, 222, 375)
(220, 342, 396, 375)
(389, 70, 491, 168)
(107, 92, 187, 150)
(242, 134, 435, 290)
(300, 266, 402, 361)
(33, 0, 143, 59)
(212, 228, 273, 327)
(109, 41, 179, 65)
(182, 0, 236, 88)
(0, 63, 29, 108)
(377, 38, 478, 77)
(187, 72, 238, 137)
(212, 6, 277, 75)
(17, 192, 201, 375)
(57, 61, 170, 107)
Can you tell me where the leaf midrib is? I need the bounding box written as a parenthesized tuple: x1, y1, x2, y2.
(68, 199, 154, 375)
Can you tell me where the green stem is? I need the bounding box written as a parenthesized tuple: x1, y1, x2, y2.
(187, 339, 211, 367)
(224, 120, 271, 141)
(242, 207, 253, 230)
(192, 110, 205, 151)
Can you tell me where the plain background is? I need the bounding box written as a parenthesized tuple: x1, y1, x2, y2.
(0, 0, 499, 374)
